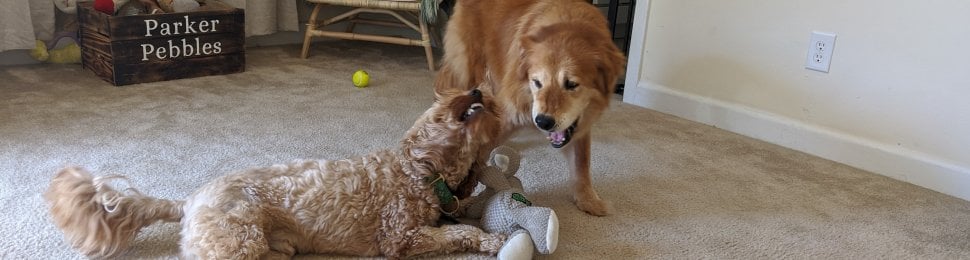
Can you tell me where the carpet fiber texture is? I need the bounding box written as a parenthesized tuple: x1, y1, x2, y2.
(2, 42, 970, 259)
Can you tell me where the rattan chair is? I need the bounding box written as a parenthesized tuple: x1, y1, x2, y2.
(300, 0, 440, 71)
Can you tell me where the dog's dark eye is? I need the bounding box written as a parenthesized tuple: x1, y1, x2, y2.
(531, 79, 543, 89)
(565, 80, 579, 90)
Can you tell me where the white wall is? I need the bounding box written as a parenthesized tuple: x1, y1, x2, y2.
(623, 0, 970, 200)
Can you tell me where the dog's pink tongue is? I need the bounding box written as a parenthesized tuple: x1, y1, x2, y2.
(548, 131, 566, 142)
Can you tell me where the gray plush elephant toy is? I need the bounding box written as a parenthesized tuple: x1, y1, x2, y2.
(459, 146, 559, 259)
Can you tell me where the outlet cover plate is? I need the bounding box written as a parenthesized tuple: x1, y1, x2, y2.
(805, 31, 837, 72)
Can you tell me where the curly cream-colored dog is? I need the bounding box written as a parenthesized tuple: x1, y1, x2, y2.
(45, 89, 507, 259)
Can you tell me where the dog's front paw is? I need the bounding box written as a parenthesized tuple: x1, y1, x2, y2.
(480, 232, 508, 255)
(575, 194, 613, 216)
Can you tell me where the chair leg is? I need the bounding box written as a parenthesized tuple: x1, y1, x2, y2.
(345, 14, 358, 33)
(419, 15, 435, 71)
(301, 4, 324, 59)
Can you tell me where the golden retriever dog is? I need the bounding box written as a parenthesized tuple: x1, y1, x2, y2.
(45, 89, 508, 259)
(434, 0, 626, 216)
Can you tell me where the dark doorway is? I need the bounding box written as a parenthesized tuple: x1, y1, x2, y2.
(592, 0, 635, 95)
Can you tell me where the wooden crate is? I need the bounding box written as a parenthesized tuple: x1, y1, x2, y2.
(78, 1, 245, 86)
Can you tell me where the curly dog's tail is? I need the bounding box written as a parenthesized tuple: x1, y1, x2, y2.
(44, 166, 185, 258)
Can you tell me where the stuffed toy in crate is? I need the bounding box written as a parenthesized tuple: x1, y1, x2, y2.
(91, 0, 202, 14)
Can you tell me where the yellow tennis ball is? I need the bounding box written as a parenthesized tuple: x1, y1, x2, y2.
(353, 70, 370, 88)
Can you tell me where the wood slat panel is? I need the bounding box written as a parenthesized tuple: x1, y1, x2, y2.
(108, 10, 243, 41)
(112, 53, 246, 86)
(81, 47, 116, 84)
(77, 3, 110, 36)
(109, 33, 244, 64)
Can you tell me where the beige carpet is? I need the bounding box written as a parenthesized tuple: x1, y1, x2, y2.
(2, 42, 970, 259)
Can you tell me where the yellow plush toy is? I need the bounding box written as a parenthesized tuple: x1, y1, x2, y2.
(34, 0, 82, 64)
(30, 40, 81, 64)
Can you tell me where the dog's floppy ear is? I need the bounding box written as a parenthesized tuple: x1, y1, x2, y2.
(432, 86, 465, 104)
(432, 88, 445, 102)
(433, 65, 459, 101)
(515, 35, 537, 83)
(595, 45, 626, 95)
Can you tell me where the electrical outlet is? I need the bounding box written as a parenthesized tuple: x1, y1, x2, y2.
(805, 31, 837, 72)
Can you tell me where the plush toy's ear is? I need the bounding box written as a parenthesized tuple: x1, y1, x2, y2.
(493, 154, 510, 172)
(489, 146, 520, 175)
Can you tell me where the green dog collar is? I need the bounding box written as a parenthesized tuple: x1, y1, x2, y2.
(426, 173, 457, 206)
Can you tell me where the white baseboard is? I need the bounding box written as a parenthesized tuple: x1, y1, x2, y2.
(622, 80, 970, 201)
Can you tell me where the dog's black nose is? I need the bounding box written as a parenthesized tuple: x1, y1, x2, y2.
(535, 114, 556, 131)
(469, 89, 481, 98)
